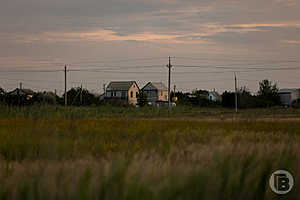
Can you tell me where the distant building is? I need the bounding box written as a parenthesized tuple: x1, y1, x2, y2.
(105, 81, 139, 105)
(278, 88, 300, 106)
(142, 82, 168, 103)
(208, 91, 221, 102)
(8, 88, 34, 100)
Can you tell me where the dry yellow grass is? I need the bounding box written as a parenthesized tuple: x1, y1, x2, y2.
(0, 107, 300, 199)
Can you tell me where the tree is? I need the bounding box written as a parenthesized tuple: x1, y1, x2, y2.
(257, 79, 280, 107)
(137, 91, 148, 107)
(0, 87, 6, 105)
(63, 87, 98, 106)
(32, 92, 57, 105)
(258, 79, 278, 96)
(221, 91, 235, 108)
(237, 86, 255, 108)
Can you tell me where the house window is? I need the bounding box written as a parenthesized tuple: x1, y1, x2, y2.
(136, 92, 138, 98)
(121, 91, 126, 98)
(161, 91, 163, 96)
(130, 91, 133, 98)
(113, 91, 116, 97)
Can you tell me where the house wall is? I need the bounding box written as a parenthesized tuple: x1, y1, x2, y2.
(279, 93, 291, 105)
(158, 90, 168, 101)
(106, 90, 129, 98)
(208, 93, 217, 101)
(279, 90, 300, 105)
(127, 83, 139, 105)
(144, 90, 158, 102)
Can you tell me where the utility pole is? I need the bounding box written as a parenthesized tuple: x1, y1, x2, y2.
(18, 82, 22, 106)
(80, 84, 83, 105)
(173, 85, 176, 94)
(64, 65, 67, 107)
(234, 73, 238, 113)
(54, 89, 57, 106)
(103, 84, 106, 94)
(166, 56, 172, 108)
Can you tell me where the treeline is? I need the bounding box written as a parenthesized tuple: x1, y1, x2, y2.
(173, 79, 283, 108)
(0, 79, 294, 108)
(0, 87, 101, 106)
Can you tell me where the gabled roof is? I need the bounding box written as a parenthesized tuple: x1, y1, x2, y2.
(142, 82, 167, 91)
(107, 81, 138, 91)
(9, 88, 34, 95)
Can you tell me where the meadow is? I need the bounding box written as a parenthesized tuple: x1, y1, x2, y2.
(0, 106, 299, 199)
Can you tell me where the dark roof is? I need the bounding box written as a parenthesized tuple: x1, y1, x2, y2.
(9, 88, 34, 95)
(278, 88, 299, 93)
(106, 81, 138, 91)
(142, 82, 167, 91)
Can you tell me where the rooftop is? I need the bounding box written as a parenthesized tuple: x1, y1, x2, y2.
(142, 82, 167, 90)
(107, 81, 137, 91)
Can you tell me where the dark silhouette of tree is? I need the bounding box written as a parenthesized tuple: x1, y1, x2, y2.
(63, 87, 98, 106)
(257, 79, 280, 107)
(0, 87, 6, 105)
(221, 91, 235, 108)
(137, 91, 148, 107)
(32, 92, 57, 105)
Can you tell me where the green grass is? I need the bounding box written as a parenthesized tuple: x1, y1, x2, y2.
(0, 106, 299, 199)
(1, 105, 300, 119)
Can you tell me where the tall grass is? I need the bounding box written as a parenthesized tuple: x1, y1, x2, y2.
(0, 105, 300, 119)
(0, 107, 299, 199)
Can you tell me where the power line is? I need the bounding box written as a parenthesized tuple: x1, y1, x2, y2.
(0, 69, 62, 73)
(175, 56, 300, 63)
(70, 57, 166, 65)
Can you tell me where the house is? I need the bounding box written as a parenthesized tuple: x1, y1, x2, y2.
(278, 88, 300, 106)
(142, 82, 168, 103)
(8, 88, 34, 100)
(208, 91, 221, 102)
(105, 81, 139, 105)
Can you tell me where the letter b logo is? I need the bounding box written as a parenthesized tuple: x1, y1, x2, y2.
(269, 170, 294, 195)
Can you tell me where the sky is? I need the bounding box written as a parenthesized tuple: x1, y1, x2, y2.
(0, 0, 300, 95)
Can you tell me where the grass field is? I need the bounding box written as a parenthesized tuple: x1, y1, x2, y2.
(0, 106, 299, 199)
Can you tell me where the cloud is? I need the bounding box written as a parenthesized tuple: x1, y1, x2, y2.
(4, 30, 180, 43)
(228, 23, 300, 29)
(276, 0, 298, 6)
(281, 40, 300, 45)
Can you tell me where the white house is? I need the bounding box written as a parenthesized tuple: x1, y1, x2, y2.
(208, 91, 221, 102)
(105, 81, 139, 105)
(142, 82, 168, 103)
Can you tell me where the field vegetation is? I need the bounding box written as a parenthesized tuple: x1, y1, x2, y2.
(0, 106, 299, 199)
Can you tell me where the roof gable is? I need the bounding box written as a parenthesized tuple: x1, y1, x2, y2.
(142, 82, 167, 91)
(9, 88, 34, 95)
(107, 81, 138, 91)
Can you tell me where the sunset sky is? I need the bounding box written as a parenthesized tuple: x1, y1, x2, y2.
(1, 0, 300, 94)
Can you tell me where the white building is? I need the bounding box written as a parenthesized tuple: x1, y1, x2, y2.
(278, 88, 300, 106)
(142, 82, 168, 103)
(105, 81, 139, 105)
(208, 91, 221, 102)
